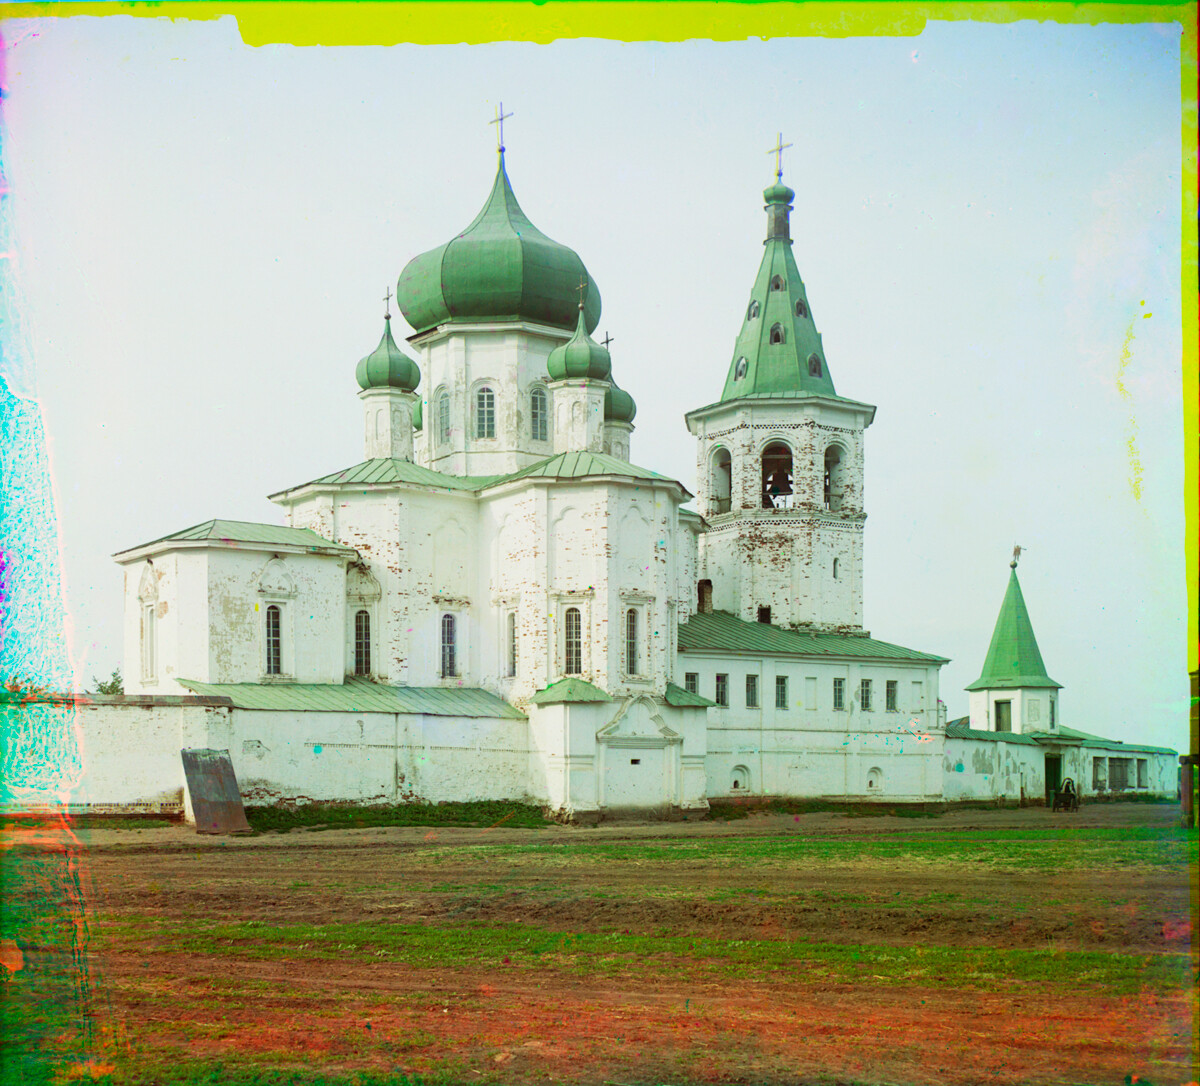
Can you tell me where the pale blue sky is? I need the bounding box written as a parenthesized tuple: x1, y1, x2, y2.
(2, 13, 1187, 749)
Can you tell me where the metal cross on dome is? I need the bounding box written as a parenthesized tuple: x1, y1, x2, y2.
(767, 132, 793, 181)
(490, 103, 513, 153)
(601, 332, 614, 350)
(577, 275, 588, 308)
(383, 287, 392, 320)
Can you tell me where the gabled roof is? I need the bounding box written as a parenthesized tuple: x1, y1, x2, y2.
(944, 720, 1040, 746)
(944, 718, 1175, 756)
(678, 610, 948, 664)
(176, 678, 525, 719)
(664, 682, 716, 708)
(273, 451, 686, 501)
(115, 519, 357, 559)
(965, 567, 1062, 691)
(528, 677, 612, 705)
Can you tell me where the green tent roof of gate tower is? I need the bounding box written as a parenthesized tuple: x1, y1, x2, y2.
(965, 566, 1062, 691)
(396, 152, 601, 336)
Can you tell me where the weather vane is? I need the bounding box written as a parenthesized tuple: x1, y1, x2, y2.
(383, 286, 392, 321)
(1011, 544, 1026, 569)
(767, 132, 793, 181)
(490, 102, 513, 154)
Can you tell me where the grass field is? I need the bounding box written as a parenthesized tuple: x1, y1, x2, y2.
(1, 802, 1196, 1086)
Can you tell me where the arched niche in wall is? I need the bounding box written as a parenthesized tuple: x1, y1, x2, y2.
(824, 443, 848, 511)
(346, 562, 381, 605)
(138, 563, 159, 603)
(257, 557, 297, 599)
(709, 447, 732, 514)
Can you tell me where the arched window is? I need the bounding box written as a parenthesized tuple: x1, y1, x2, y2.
(625, 608, 639, 676)
(769, 275, 785, 291)
(730, 765, 751, 792)
(795, 299, 808, 319)
(564, 607, 582, 675)
(761, 442, 794, 509)
(710, 448, 732, 514)
(824, 445, 844, 511)
(530, 388, 548, 442)
(265, 605, 282, 676)
(746, 300, 760, 320)
(808, 354, 822, 378)
(506, 610, 518, 678)
(354, 610, 371, 676)
(440, 613, 457, 678)
(437, 391, 450, 444)
(769, 323, 785, 345)
(475, 387, 495, 439)
(832, 558, 840, 580)
(734, 356, 748, 381)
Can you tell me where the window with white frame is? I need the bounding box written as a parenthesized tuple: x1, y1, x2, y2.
(440, 613, 457, 678)
(564, 607, 583, 675)
(775, 675, 788, 709)
(475, 387, 496, 439)
(437, 391, 451, 444)
(265, 604, 282, 676)
(860, 679, 872, 711)
(353, 609, 371, 676)
(530, 388, 548, 442)
(886, 680, 898, 712)
(745, 674, 759, 708)
(684, 672, 699, 694)
(506, 610, 518, 678)
(832, 677, 845, 711)
(715, 673, 728, 707)
(624, 608, 640, 676)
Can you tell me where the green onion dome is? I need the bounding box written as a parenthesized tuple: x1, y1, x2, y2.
(604, 374, 636, 423)
(547, 306, 612, 381)
(763, 181, 795, 204)
(411, 396, 423, 431)
(397, 154, 601, 336)
(355, 318, 421, 392)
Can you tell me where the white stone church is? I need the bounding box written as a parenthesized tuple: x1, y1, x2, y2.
(63, 148, 1176, 820)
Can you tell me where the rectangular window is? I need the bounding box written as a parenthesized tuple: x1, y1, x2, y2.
(353, 609, 371, 676)
(506, 611, 518, 678)
(1109, 757, 1130, 791)
(265, 604, 282, 676)
(141, 604, 157, 682)
(885, 680, 897, 712)
(684, 672, 699, 694)
(860, 679, 872, 711)
(625, 608, 639, 676)
(475, 387, 496, 439)
(1050, 697, 1056, 728)
(832, 677, 845, 711)
(804, 676, 817, 710)
(994, 700, 1012, 732)
(531, 389, 548, 442)
(715, 673, 728, 707)
(1092, 758, 1107, 791)
(745, 674, 759, 708)
(564, 607, 582, 675)
(1136, 759, 1148, 788)
(440, 613, 457, 678)
(911, 680, 924, 711)
(775, 675, 788, 709)
(757, 606, 771, 624)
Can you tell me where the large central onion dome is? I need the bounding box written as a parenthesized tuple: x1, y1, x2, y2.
(397, 154, 601, 336)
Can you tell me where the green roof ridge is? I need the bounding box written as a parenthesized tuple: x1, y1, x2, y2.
(120, 519, 355, 556)
(664, 682, 716, 708)
(965, 567, 1062, 691)
(529, 677, 612, 705)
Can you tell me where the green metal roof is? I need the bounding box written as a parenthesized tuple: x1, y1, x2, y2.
(356, 317, 420, 392)
(528, 678, 612, 705)
(1027, 725, 1176, 755)
(718, 181, 835, 404)
(679, 610, 948, 664)
(396, 153, 600, 336)
(176, 678, 525, 719)
(664, 682, 716, 708)
(965, 568, 1062, 691)
(278, 451, 683, 500)
(944, 720, 1039, 746)
(119, 519, 356, 557)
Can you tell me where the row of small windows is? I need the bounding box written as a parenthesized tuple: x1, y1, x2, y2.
(746, 298, 810, 322)
(732, 352, 823, 383)
(685, 671, 914, 713)
(433, 387, 549, 445)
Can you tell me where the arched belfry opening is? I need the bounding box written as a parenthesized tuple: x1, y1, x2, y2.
(824, 445, 846, 511)
(697, 579, 713, 614)
(710, 448, 732, 514)
(761, 442, 794, 509)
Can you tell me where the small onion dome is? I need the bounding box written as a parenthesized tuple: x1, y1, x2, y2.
(604, 374, 636, 423)
(763, 181, 795, 205)
(411, 396, 423, 431)
(547, 306, 612, 381)
(355, 318, 421, 392)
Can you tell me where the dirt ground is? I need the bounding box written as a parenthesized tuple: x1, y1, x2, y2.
(65, 803, 1199, 1085)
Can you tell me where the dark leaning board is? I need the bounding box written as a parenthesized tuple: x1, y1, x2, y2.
(181, 748, 252, 835)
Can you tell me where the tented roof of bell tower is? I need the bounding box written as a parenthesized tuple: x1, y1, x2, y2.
(718, 180, 836, 402)
(965, 566, 1063, 691)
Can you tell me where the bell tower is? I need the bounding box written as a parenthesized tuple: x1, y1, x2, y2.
(685, 151, 875, 631)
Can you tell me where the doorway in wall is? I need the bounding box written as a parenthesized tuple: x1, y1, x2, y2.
(1044, 754, 1062, 806)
